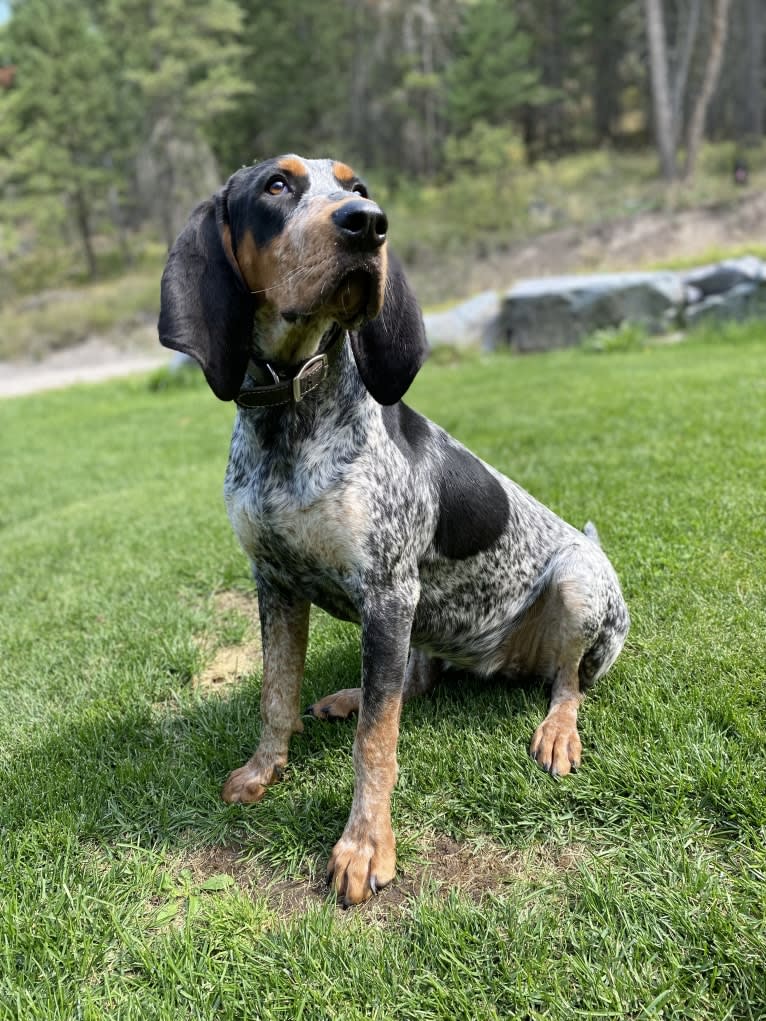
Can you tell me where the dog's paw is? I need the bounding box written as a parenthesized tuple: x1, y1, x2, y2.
(529, 715, 582, 778)
(221, 758, 285, 804)
(304, 687, 361, 722)
(326, 824, 396, 906)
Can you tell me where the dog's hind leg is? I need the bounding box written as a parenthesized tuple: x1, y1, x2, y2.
(523, 551, 626, 778)
(305, 647, 441, 721)
(529, 656, 584, 778)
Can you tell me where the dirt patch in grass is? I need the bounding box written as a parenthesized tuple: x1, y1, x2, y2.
(396, 834, 586, 905)
(194, 589, 262, 693)
(196, 643, 263, 690)
(210, 589, 258, 619)
(179, 833, 588, 923)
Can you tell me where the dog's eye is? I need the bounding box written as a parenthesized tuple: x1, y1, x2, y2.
(352, 182, 368, 198)
(266, 176, 289, 196)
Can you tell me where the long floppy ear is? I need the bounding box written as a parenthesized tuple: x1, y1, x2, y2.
(158, 191, 254, 401)
(349, 250, 429, 405)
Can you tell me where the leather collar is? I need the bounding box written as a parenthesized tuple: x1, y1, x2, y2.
(236, 327, 345, 409)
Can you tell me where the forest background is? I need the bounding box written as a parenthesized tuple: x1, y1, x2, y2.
(0, 0, 764, 348)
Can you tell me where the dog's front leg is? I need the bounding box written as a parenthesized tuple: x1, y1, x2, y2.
(327, 593, 415, 906)
(222, 584, 310, 805)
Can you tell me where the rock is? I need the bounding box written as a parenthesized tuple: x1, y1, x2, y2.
(684, 280, 766, 327)
(499, 271, 684, 352)
(423, 290, 501, 348)
(682, 256, 766, 297)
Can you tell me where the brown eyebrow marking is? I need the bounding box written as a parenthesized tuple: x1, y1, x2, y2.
(278, 156, 309, 177)
(332, 161, 356, 183)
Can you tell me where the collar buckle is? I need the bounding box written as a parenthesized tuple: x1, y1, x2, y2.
(292, 352, 328, 403)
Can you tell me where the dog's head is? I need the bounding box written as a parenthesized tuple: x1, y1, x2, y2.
(158, 155, 428, 404)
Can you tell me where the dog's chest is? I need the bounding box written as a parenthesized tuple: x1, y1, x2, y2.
(225, 444, 371, 579)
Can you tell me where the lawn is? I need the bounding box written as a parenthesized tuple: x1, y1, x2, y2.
(1, 322, 765, 1020)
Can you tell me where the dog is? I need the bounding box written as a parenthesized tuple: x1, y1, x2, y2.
(159, 154, 630, 906)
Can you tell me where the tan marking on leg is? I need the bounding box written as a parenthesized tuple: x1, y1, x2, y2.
(307, 687, 361, 721)
(309, 649, 438, 726)
(504, 568, 591, 777)
(327, 696, 401, 905)
(222, 600, 310, 804)
(529, 663, 583, 778)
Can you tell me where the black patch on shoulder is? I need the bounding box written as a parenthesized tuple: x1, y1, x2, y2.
(434, 437, 509, 559)
(381, 402, 430, 461)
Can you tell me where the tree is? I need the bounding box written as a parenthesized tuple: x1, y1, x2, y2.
(0, 0, 125, 277)
(121, 0, 251, 245)
(742, 0, 764, 141)
(447, 0, 546, 145)
(210, 0, 352, 170)
(644, 0, 734, 180)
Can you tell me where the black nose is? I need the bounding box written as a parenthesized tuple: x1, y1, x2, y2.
(332, 199, 388, 250)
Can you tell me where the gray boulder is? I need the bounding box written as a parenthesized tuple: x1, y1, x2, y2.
(682, 256, 766, 297)
(685, 280, 766, 327)
(423, 290, 501, 348)
(500, 271, 684, 352)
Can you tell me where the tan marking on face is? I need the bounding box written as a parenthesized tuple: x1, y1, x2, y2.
(374, 244, 388, 318)
(233, 188, 387, 364)
(332, 161, 356, 183)
(233, 228, 286, 295)
(278, 155, 309, 178)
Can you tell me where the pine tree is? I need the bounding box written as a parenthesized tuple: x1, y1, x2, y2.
(0, 0, 124, 277)
(447, 0, 546, 138)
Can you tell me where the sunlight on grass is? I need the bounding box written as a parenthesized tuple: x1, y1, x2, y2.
(1, 324, 765, 1018)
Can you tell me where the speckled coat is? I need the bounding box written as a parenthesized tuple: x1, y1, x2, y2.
(159, 154, 630, 907)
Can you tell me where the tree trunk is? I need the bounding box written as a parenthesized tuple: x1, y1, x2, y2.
(744, 0, 764, 140)
(73, 186, 98, 279)
(645, 0, 677, 179)
(671, 0, 701, 149)
(682, 0, 733, 179)
(592, 0, 621, 143)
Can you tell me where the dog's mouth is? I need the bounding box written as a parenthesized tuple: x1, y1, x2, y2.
(281, 266, 383, 329)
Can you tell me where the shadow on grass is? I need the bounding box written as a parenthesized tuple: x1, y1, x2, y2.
(3, 643, 551, 868)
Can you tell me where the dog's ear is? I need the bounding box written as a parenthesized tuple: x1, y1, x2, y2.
(158, 189, 254, 401)
(349, 250, 429, 405)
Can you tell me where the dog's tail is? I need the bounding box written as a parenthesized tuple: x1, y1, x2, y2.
(583, 520, 601, 546)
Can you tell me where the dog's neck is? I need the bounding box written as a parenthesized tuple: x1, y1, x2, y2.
(232, 336, 373, 465)
(236, 324, 346, 410)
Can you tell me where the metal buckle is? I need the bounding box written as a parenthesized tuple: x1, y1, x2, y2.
(292, 352, 328, 403)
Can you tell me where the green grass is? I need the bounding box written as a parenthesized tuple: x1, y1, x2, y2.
(1, 321, 765, 1019)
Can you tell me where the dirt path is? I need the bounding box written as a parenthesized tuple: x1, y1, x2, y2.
(0, 336, 168, 399)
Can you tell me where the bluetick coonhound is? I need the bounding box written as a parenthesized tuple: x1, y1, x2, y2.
(159, 154, 630, 906)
